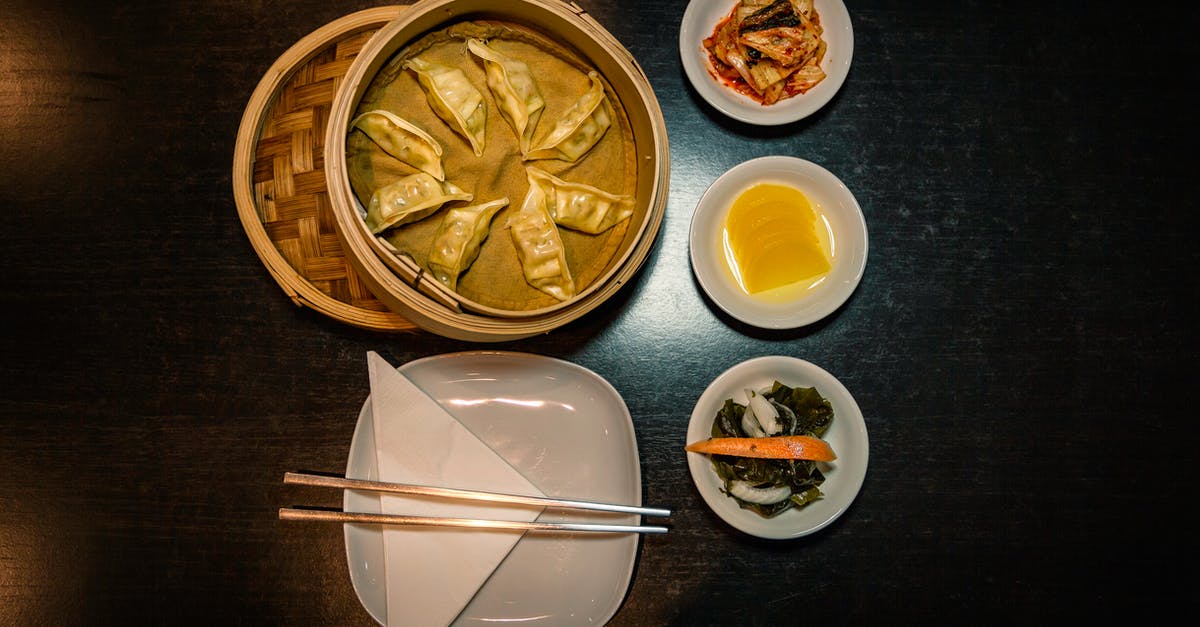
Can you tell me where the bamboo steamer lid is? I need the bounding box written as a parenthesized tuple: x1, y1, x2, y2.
(325, 0, 670, 342)
(232, 6, 417, 332)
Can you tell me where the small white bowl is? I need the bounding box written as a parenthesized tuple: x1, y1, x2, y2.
(686, 356, 868, 539)
(679, 0, 854, 125)
(689, 156, 868, 329)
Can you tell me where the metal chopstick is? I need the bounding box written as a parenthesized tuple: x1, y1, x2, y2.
(278, 508, 669, 534)
(283, 472, 671, 518)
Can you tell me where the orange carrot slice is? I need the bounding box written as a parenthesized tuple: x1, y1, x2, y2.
(685, 435, 836, 461)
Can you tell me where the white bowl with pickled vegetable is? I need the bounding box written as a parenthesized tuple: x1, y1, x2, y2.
(679, 0, 854, 125)
(686, 355, 868, 539)
(689, 156, 867, 329)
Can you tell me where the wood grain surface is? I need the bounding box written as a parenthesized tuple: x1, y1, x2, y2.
(1, 0, 1194, 624)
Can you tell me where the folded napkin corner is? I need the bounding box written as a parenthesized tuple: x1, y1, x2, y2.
(365, 351, 545, 626)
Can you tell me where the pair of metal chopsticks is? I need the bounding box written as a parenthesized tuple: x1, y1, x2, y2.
(279, 472, 670, 534)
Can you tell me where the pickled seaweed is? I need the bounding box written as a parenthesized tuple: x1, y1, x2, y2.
(707, 381, 833, 517)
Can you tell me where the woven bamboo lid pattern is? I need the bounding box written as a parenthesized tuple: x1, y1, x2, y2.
(233, 6, 417, 332)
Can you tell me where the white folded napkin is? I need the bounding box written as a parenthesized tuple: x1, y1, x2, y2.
(366, 352, 545, 627)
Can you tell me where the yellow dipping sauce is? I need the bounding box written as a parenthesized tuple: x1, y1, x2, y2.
(722, 182, 831, 296)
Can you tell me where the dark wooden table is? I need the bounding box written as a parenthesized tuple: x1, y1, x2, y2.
(2, 0, 1194, 624)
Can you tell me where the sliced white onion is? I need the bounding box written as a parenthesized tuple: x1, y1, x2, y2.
(728, 480, 792, 504)
(747, 389, 780, 435)
(770, 399, 797, 434)
(741, 401, 766, 437)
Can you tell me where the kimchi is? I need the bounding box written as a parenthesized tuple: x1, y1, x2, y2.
(703, 0, 828, 106)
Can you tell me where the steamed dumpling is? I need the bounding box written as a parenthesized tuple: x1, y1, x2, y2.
(526, 166, 634, 234)
(365, 172, 472, 234)
(508, 178, 576, 301)
(467, 38, 545, 154)
(351, 110, 445, 180)
(427, 197, 509, 292)
(404, 56, 487, 157)
(524, 71, 613, 162)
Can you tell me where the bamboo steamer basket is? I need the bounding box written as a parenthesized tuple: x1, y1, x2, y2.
(325, 0, 670, 341)
(233, 6, 417, 332)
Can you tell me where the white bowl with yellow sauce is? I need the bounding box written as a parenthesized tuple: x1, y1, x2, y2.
(689, 156, 867, 329)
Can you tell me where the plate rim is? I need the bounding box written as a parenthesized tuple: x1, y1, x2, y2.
(342, 350, 642, 624)
(685, 355, 869, 539)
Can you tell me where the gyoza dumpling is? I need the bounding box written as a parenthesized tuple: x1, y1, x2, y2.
(404, 56, 487, 157)
(351, 110, 445, 180)
(466, 38, 545, 154)
(365, 172, 472, 234)
(524, 71, 613, 162)
(526, 166, 634, 234)
(427, 197, 509, 292)
(508, 180, 576, 301)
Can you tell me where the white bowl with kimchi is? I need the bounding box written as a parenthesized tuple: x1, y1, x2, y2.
(679, 0, 853, 125)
